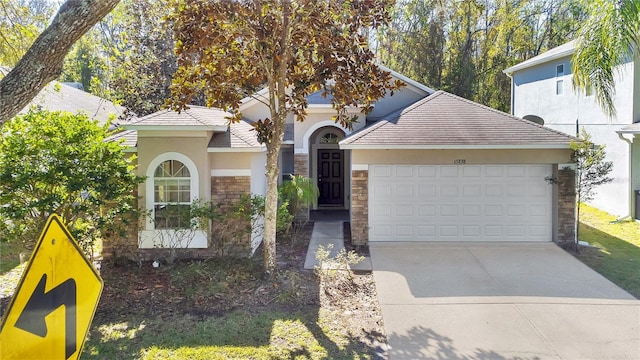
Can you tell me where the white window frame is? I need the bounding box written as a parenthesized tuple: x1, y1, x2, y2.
(140, 152, 206, 248)
(556, 64, 564, 95)
(145, 152, 199, 230)
(152, 160, 192, 229)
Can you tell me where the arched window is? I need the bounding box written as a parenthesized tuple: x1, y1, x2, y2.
(319, 132, 340, 144)
(153, 160, 191, 229)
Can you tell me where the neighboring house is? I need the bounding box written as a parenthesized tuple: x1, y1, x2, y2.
(19, 81, 125, 127)
(1, 66, 124, 126)
(117, 68, 577, 258)
(504, 40, 640, 219)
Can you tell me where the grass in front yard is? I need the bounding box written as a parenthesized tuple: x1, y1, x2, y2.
(576, 204, 640, 298)
(83, 308, 370, 360)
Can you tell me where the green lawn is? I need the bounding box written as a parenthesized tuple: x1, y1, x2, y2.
(83, 309, 373, 360)
(576, 204, 640, 298)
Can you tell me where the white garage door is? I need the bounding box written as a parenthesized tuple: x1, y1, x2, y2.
(369, 164, 552, 242)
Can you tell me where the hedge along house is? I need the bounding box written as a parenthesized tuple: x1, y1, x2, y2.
(115, 68, 578, 259)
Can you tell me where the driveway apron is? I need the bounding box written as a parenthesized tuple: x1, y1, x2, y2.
(371, 242, 640, 360)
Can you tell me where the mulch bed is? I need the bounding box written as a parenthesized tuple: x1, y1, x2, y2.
(1, 222, 386, 354)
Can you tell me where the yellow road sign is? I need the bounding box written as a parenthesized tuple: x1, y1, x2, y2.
(0, 214, 103, 360)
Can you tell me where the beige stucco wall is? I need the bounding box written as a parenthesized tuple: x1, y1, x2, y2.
(209, 152, 254, 169)
(136, 132, 212, 210)
(351, 149, 573, 165)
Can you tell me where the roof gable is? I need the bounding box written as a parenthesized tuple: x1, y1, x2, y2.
(504, 41, 576, 74)
(340, 91, 576, 149)
(123, 106, 229, 131)
(238, 66, 435, 112)
(208, 119, 263, 149)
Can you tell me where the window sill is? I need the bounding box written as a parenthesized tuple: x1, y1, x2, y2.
(139, 229, 208, 249)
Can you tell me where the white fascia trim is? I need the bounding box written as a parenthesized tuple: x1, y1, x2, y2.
(123, 125, 228, 132)
(351, 164, 368, 171)
(211, 169, 251, 176)
(339, 144, 572, 150)
(207, 147, 266, 153)
(503, 45, 575, 74)
(305, 104, 362, 114)
(378, 64, 436, 95)
(282, 140, 294, 145)
(239, 88, 270, 111)
(616, 129, 640, 135)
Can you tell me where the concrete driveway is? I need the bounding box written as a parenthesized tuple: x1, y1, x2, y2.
(370, 242, 640, 360)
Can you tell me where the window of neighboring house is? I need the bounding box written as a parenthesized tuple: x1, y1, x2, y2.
(556, 64, 564, 95)
(153, 160, 191, 229)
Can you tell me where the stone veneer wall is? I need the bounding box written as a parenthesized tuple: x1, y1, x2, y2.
(294, 153, 309, 177)
(556, 167, 576, 247)
(209, 176, 252, 257)
(351, 170, 369, 245)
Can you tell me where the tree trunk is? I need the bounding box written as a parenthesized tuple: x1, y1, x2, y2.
(0, 0, 120, 124)
(263, 141, 281, 273)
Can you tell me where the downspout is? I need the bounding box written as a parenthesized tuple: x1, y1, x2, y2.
(617, 131, 635, 221)
(505, 72, 515, 115)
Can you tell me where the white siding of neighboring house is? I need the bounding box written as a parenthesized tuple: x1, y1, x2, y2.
(511, 55, 637, 217)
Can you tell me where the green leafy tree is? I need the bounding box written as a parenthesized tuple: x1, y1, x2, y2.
(61, 0, 178, 117)
(0, 0, 55, 67)
(570, 129, 614, 249)
(0, 109, 143, 256)
(573, 0, 640, 117)
(168, 0, 403, 273)
(376, 0, 586, 111)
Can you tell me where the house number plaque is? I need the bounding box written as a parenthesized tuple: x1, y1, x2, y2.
(454, 159, 466, 165)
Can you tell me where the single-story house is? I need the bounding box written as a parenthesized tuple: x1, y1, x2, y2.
(115, 68, 577, 258)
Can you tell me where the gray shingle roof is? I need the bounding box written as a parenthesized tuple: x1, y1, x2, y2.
(107, 130, 138, 148)
(340, 91, 576, 148)
(20, 81, 124, 126)
(125, 105, 229, 128)
(208, 120, 262, 148)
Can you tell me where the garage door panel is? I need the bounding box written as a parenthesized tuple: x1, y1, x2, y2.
(462, 205, 481, 216)
(463, 166, 482, 177)
(418, 166, 436, 177)
(396, 184, 415, 198)
(395, 165, 414, 177)
(440, 226, 458, 237)
(440, 166, 459, 177)
(440, 184, 459, 197)
(507, 165, 527, 177)
(439, 205, 459, 216)
(463, 184, 482, 197)
(369, 164, 552, 242)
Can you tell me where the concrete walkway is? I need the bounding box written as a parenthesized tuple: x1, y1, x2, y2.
(371, 242, 640, 360)
(304, 221, 372, 271)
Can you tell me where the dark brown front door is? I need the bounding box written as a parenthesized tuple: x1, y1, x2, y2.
(317, 149, 344, 206)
